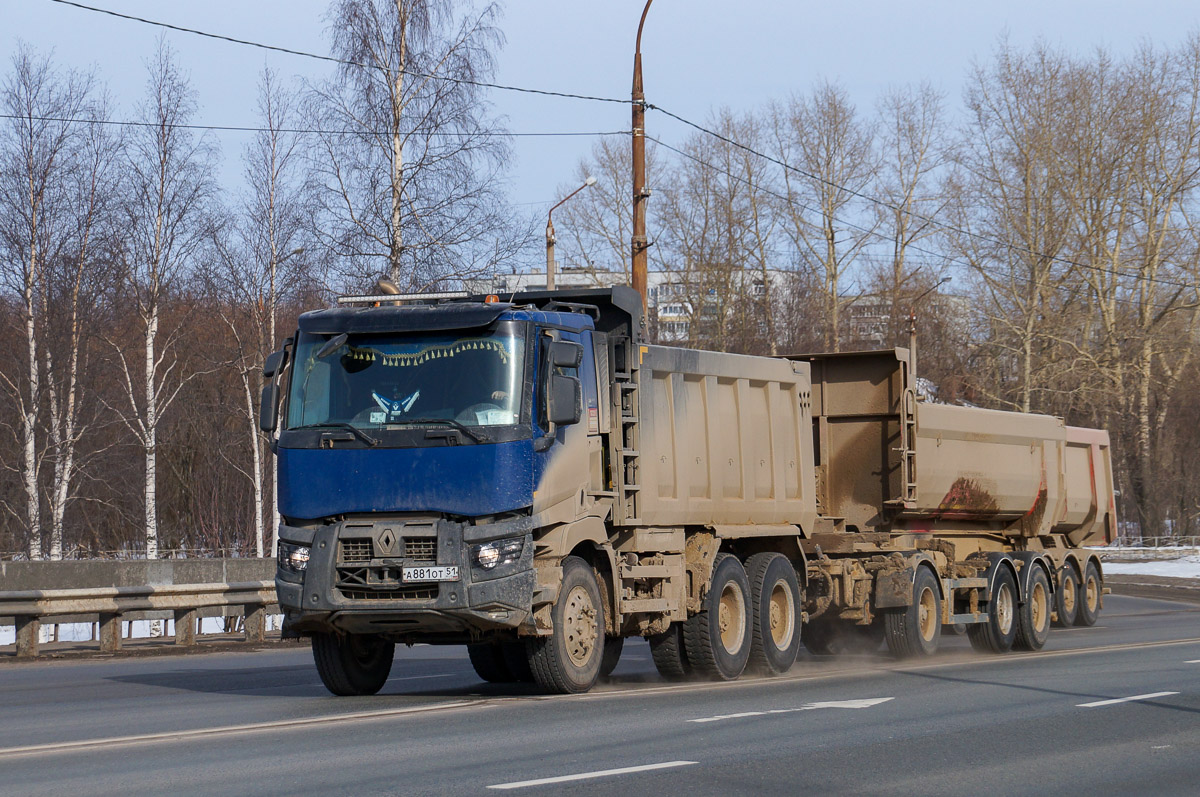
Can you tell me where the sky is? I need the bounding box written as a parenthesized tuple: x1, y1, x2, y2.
(5, 0, 1200, 266)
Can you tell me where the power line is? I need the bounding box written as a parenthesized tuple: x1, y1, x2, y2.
(646, 135, 1198, 316)
(0, 112, 627, 139)
(648, 102, 1200, 295)
(46, 0, 629, 105)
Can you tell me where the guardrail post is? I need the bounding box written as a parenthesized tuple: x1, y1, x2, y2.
(15, 616, 40, 658)
(98, 613, 121, 652)
(174, 609, 196, 646)
(244, 604, 266, 643)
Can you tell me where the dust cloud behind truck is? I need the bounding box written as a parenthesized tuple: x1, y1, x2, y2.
(261, 286, 1113, 694)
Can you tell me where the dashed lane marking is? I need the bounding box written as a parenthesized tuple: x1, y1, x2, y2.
(488, 761, 698, 789)
(690, 697, 894, 723)
(1077, 691, 1179, 708)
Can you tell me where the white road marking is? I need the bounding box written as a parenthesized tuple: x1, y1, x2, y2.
(689, 697, 893, 723)
(1077, 691, 1179, 708)
(1186, 660, 1200, 664)
(391, 673, 453, 681)
(488, 761, 698, 789)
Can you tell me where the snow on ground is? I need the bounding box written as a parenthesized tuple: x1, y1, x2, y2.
(1100, 554, 1200, 579)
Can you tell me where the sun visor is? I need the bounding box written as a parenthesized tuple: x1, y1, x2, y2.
(298, 303, 509, 335)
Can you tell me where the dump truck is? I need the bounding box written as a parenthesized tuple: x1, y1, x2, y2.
(261, 286, 1114, 695)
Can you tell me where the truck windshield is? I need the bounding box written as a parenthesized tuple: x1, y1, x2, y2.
(286, 323, 526, 431)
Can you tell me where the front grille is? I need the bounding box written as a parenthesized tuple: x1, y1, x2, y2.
(339, 586, 437, 601)
(403, 538, 436, 561)
(340, 539, 372, 563)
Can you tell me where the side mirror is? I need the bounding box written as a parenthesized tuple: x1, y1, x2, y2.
(548, 340, 582, 369)
(259, 381, 280, 433)
(547, 373, 582, 426)
(263, 349, 286, 378)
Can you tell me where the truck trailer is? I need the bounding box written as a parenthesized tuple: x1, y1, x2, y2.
(261, 286, 1114, 695)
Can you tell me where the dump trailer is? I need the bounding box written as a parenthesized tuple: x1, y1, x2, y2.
(262, 286, 1114, 695)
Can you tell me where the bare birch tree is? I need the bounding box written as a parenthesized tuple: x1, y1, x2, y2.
(112, 41, 214, 560)
(307, 0, 524, 291)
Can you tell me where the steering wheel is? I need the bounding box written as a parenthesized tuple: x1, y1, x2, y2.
(455, 403, 503, 425)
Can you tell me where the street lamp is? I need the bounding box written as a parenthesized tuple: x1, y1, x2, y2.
(907, 276, 951, 380)
(545, 176, 597, 290)
(631, 0, 655, 313)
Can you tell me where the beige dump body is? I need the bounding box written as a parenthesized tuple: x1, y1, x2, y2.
(799, 349, 1114, 543)
(634, 345, 817, 530)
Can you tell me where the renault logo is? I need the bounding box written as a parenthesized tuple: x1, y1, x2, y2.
(377, 527, 398, 555)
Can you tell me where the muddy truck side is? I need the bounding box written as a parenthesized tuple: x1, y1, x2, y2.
(261, 286, 1114, 695)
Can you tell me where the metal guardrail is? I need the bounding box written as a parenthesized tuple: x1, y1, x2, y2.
(0, 558, 278, 659)
(1, 580, 278, 658)
(1111, 536, 1200, 548)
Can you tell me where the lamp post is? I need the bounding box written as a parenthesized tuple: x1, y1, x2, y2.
(545, 176, 597, 290)
(907, 276, 951, 380)
(631, 0, 654, 313)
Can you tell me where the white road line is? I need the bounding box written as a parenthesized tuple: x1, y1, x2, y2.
(1077, 691, 1179, 708)
(689, 697, 893, 723)
(0, 700, 481, 758)
(1186, 660, 1200, 664)
(488, 761, 698, 790)
(391, 673, 454, 681)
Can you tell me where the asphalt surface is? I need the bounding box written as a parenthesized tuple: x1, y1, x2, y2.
(2, 593, 1198, 796)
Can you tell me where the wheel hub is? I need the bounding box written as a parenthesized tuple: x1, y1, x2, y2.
(563, 585, 598, 667)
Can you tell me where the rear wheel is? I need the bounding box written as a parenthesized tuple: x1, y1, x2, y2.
(968, 566, 1018, 653)
(683, 553, 752, 681)
(746, 553, 802, 675)
(1054, 563, 1079, 627)
(884, 567, 942, 659)
(312, 632, 395, 696)
(649, 623, 692, 680)
(1014, 565, 1051, 651)
(526, 556, 605, 694)
(1075, 560, 1102, 627)
(600, 635, 625, 678)
(467, 643, 513, 683)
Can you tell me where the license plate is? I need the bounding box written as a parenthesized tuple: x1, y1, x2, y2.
(403, 566, 459, 583)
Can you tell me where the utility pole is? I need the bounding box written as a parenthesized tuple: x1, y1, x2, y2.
(546, 177, 597, 290)
(631, 0, 654, 313)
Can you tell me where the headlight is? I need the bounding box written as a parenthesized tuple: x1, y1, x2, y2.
(278, 541, 310, 573)
(471, 538, 523, 570)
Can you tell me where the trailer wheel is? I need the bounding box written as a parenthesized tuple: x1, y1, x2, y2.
(683, 553, 752, 680)
(526, 556, 605, 694)
(884, 567, 942, 658)
(968, 567, 1018, 653)
(600, 635, 625, 678)
(745, 553, 802, 675)
(1054, 563, 1079, 627)
(1014, 566, 1052, 651)
(468, 643, 514, 683)
(1075, 560, 1102, 627)
(649, 623, 692, 680)
(312, 632, 395, 696)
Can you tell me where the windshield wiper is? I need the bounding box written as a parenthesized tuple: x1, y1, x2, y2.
(296, 422, 379, 447)
(396, 417, 488, 443)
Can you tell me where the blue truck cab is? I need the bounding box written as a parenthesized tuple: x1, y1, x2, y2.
(262, 287, 643, 695)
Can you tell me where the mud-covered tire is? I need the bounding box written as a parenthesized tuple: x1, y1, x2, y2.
(312, 632, 395, 696)
(1054, 563, 1080, 627)
(885, 567, 942, 659)
(467, 643, 513, 683)
(1075, 560, 1102, 627)
(968, 566, 1018, 653)
(1014, 565, 1052, 651)
(649, 623, 692, 680)
(501, 641, 535, 682)
(745, 553, 802, 675)
(526, 556, 605, 694)
(683, 553, 752, 681)
(600, 635, 624, 678)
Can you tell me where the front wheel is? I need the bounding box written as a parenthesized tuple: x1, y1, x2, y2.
(526, 556, 606, 694)
(312, 632, 395, 696)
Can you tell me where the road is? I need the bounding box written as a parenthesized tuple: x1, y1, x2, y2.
(2, 593, 1198, 796)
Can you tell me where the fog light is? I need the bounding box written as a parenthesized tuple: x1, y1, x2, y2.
(472, 538, 523, 570)
(278, 541, 310, 573)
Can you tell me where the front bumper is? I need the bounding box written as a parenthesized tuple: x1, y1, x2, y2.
(276, 514, 534, 640)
